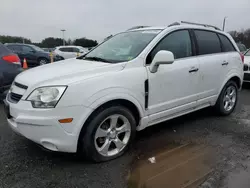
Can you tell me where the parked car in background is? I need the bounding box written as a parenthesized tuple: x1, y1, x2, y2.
(243, 49, 250, 82)
(4, 23, 243, 162)
(237, 43, 247, 53)
(0, 43, 22, 99)
(5, 43, 63, 67)
(54, 46, 88, 59)
(42, 48, 55, 52)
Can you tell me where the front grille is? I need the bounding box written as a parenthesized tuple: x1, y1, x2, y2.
(8, 92, 22, 103)
(244, 64, 249, 71)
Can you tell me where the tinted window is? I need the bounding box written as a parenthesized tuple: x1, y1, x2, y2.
(72, 48, 80, 52)
(7, 45, 22, 52)
(218, 34, 235, 52)
(59, 47, 73, 52)
(22, 46, 33, 53)
(194, 30, 221, 55)
(148, 30, 192, 62)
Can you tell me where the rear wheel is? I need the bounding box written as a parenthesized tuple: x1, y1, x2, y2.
(215, 81, 238, 116)
(79, 105, 136, 162)
(38, 58, 49, 65)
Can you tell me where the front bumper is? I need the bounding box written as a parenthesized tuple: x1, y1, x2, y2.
(4, 99, 92, 153)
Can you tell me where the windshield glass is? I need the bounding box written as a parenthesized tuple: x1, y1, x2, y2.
(83, 30, 161, 63)
(245, 49, 250, 56)
(31, 45, 44, 52)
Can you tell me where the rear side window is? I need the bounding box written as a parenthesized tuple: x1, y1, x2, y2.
(7, 45, 22, 52)
(59, 47, 73, 52)
(218, 34, 236, 52)
(194, 30, 221, 55)
(148, 30, 192, 63)
(72, 48, 80, 52)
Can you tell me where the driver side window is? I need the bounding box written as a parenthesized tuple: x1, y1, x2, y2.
(147, 30, 192, 64)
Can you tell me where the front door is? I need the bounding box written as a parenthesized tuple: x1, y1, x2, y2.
(21, 45, 37, 66)
(146, 30, 200, 124)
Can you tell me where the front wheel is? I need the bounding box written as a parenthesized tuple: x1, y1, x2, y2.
(79, 105, 136, 162)
(215, 81, 238, 116)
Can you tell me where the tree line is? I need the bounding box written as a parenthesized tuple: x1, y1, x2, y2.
(0, 35, 98, 48)
(229, 29, 250, 48)
(1, 28, 250, 49)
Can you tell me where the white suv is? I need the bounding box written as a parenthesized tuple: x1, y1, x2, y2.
(54, 46, 88, 59)
(4, 23, 244, 162)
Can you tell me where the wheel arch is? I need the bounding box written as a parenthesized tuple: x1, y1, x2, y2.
(77, 97, 144, 152)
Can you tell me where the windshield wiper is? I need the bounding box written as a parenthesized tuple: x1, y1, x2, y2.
(84, 56, 111, 63)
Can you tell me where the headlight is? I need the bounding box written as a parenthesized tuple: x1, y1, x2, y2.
(26, 86, 67, 108)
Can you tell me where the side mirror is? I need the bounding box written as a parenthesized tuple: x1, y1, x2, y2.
(31, 50, 36, 53)
(149, 50, 174, 73)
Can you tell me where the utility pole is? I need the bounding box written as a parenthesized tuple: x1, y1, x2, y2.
(223, 17, 227, 31)
(61, 29, 66, 46)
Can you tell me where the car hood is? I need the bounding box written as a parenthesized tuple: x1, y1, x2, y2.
(15, 59, 125, 87)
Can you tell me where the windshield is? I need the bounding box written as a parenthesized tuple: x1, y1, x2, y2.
(31, 45, 44, 52)
(245, 49, 250, 56)
(83, 30, 161, 63)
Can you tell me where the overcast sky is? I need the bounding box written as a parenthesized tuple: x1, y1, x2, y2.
(1, 0, 250, 42)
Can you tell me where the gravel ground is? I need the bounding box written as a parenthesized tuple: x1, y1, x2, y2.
(1, 85, 250, 188)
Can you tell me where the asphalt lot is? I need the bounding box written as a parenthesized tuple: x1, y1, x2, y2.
(1, 85, 250, 188)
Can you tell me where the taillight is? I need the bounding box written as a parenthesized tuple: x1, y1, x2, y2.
(2, 54, 21, 65)
(239, 52, 244, 63)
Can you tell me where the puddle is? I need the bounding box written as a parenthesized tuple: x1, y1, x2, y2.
(128, 143, 215, 188)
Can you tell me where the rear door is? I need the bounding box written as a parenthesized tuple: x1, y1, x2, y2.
(218, 34, 241, 80)
(193, 30, 225, 105)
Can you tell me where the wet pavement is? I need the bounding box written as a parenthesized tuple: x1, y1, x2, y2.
(128, 143, 214, 188)
(1, 85, 250, 187)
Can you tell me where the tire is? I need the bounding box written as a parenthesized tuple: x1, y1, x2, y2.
(79, 105, 136, 162)
(38, 58, 49, 65)
(215, 80, 238, 116)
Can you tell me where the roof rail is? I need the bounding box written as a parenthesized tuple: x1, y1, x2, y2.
(168, 22, 181, 27)
(127, 26, 150, 31)
(180, 21, 221, 30)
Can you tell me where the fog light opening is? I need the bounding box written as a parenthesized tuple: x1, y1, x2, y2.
(41, 141, 58, 151)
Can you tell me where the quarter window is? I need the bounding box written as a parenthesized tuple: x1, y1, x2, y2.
(218, 34, 236, 52)
(148, 30, 192, 63)
(194, 30, 221, 55)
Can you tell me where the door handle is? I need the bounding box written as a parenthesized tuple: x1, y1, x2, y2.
(189, 67, 199, 73)
(222, 61, 229, 66)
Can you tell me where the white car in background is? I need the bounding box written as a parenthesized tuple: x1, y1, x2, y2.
(54, 46, 88, 59)
(243, 49, 250, 82)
